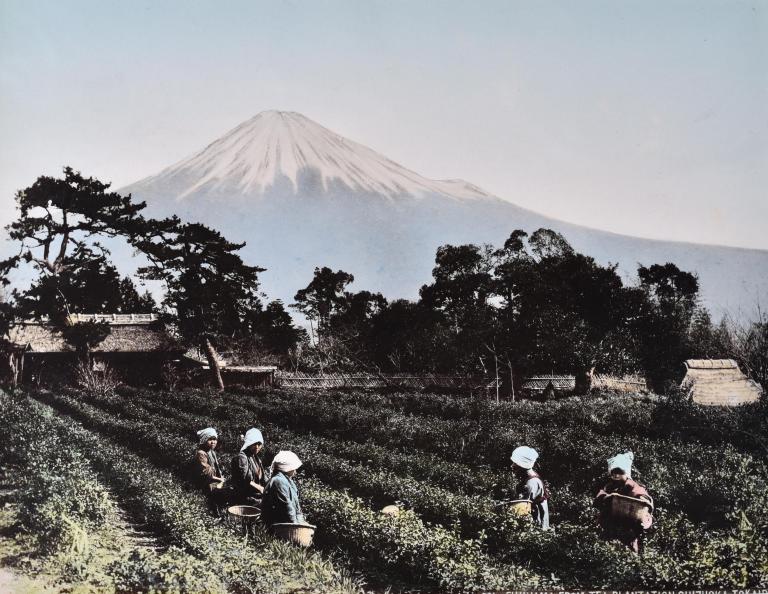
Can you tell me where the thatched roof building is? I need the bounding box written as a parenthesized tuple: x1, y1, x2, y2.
(6, 314, 178, 354)
(521, 375, 576, 399)
(681, 359, 762, 406)
(2, 314, 182, 386)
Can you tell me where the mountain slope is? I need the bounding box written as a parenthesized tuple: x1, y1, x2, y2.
(120, 111, 768, 318)
(126, 110, 494, 203)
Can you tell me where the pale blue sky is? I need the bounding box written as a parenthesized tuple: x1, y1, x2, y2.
(1, 0, 766, 248)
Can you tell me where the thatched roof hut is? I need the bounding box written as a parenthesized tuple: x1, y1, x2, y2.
(681, 359, 762, 406)
(2, 314, 182, 386)
(521, 375, 576, 399)
(6, 314, 179, 354)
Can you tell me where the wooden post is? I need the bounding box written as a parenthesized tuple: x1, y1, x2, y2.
(204, 338, 225, 392)
(8, 352, 18, 387)
(18, 351, 25, 387)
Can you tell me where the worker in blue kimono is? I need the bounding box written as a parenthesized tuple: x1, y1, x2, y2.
(510, 445, 551, 529)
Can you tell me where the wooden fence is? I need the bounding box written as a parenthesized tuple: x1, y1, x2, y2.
(274, 371, 647, 394)
(591, 374, 647, 392)
(275, 371, 489, 391)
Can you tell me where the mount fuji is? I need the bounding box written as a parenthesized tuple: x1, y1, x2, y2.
(121, 111, 768, 317)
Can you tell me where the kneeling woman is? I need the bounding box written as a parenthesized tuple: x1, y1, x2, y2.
(231, 428, 268, 507)
(192, 427, 228, 508)
(261, 450, 305, 527)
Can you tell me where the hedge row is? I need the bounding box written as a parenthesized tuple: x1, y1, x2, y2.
(33, 388, 543, 591)
(119, 386, 768, 530)
(53, 386, 768, 588)
(11, 391, 360, 594)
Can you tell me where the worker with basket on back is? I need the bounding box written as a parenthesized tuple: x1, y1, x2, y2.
(594, 451, 654, 553)
(510, 445, 551, 530)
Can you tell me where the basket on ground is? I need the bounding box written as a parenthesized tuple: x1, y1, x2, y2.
(609, 494, 653, 521)
(272, 522, 316, 547)
(227, 505, 261, 519)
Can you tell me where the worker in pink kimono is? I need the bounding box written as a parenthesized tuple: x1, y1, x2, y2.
(594, 451, 653, 553)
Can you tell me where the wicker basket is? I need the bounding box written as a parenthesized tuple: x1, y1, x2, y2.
(508, 499, 532, 517)
(494, 499, 532, 517)
(272, 522, 317, 547)
(609, 494, 653, 521)
(227, 505, 261, 519)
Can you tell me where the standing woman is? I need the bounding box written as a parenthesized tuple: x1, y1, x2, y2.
(510, 446, 550, 529)
(231, 428, 268, 507)
(192, 427, 228, 508)
(261, 450, 305, 527)
(594, 451, 653, 553)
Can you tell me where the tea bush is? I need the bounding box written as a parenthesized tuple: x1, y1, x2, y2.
(10, 391, 359, 594)
(110, 547, 225, 594)
(23, 385, 768, 590)
(33, 389, 534, 591)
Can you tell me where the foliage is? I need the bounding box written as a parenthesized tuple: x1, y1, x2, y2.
(1, 166, 147, 277)
(75, 360, 121, 397)
(60, 319, 111, 357)
(35, 388, 534, 591)
(244, 300, 306, 362)
(6, 391, 359, 594)
(292, 266, 355, 336)
(37, 384, 768, 589)
(136, 222, 264, 350)
(110, 548, 225, 594)
(295, 228, 709, 388)
(13, 248, 124, 319)
(637, 263, 700, 391)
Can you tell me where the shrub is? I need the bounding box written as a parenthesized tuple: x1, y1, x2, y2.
(110, 548, 226, 594)
(75, 360, 121, 397)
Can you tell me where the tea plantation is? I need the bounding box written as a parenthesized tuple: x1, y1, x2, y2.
(1, 386, 766, 592)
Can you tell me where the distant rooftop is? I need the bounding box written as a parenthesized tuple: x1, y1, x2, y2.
(6, 314, 178, 353)
(18, 313, 159, 326)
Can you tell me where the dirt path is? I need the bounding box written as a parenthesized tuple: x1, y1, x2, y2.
(0, 567, 58, 594)
(0, 469, 166, 593)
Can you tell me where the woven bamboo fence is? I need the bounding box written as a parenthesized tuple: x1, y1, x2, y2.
(591, 374, 647, 393)
(275, 371, 486, 391)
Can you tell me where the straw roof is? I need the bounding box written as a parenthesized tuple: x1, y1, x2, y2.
(682, 359, 762, 406)
(521, 375, 575, 391)
(5, 314, 180, 354)
(684, 359, 739, 370)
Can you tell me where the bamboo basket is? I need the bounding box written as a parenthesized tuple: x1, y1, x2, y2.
(494, 499, 532, 517)
(508, 499, 532, 517)
(227, 505, 261, 538)
(271, 522, 317, 547)
(609, 494, 653, 521)
(227, 505, 261, 519)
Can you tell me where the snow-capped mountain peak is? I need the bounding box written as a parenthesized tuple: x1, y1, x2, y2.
(128, 110, 495, 202)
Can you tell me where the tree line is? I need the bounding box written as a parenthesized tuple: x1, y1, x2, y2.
(292, 232, 766, 393)
(1, 167, 765, 393)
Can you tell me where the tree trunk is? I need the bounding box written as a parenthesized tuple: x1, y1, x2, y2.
(8, 353, 19, 387)
(204, 337, 225, 392)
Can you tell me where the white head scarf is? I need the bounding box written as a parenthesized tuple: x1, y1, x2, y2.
(196, 427, 217, 446)
(510, 446, 539, 470)
(607, 451, 634, 478)
(240, 428, 264, 452)
(270, 450, 302, 474)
